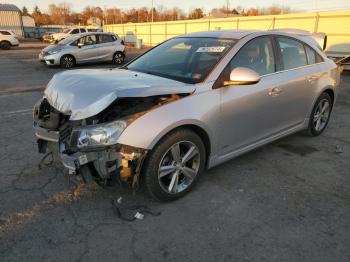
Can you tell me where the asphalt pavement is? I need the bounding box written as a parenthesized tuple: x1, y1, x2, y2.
(0, 47, 349, 262)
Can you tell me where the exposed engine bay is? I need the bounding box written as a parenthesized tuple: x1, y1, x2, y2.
(33, 94, 185, 186)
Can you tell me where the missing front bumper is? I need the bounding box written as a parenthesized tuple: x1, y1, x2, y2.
(33, 99, 148, 186)
(36, 135, 147, 187)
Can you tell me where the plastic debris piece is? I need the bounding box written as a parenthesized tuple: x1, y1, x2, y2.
(335, 145, 343, 153)
(134, 212, 144, 220)
(117, 197, 123, 204)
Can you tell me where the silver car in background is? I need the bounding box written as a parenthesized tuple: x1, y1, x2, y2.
(39, 32, 126, 68)
(34, 30, 340, 201)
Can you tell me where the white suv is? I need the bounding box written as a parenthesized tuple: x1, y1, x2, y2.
(0, 30, 19, 50)
(51, 28, 88, 43)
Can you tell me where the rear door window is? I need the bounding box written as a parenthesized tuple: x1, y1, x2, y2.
(277, 37, 307, 70)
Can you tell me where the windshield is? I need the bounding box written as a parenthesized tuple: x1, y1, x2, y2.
(62, 29, 70, 33)
(58, 35, 80, 45)
(127, 37, 236, 84)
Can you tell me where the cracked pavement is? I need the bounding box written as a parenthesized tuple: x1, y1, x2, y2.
(0, 48, 350, 262)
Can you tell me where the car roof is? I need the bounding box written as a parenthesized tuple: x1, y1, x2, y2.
(178, 30, 259, 40)
(177, 29, 324, 51)
(0, 29, 13, 32)
(70, 32, 112, 37)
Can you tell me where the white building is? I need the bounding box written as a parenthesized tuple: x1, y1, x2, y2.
(87, 17, 102, 26)
(22, 15, 35, 27)
(0, 4, 24, 36)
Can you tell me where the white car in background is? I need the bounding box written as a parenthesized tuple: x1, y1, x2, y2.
(39, 32, 126, 68)
(0, 30, 19, 50)
(51, 28, 89, 43)
(326, 44, 350, 71)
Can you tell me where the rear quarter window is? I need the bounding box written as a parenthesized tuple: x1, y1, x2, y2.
(99, 34, 115, 43)
(305, 45, 324, 64)
(305, 45, 316, 64)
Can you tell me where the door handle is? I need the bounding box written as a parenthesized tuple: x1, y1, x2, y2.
(268, 87, 282, 97)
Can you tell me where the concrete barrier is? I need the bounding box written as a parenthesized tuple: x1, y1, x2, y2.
(104, 10, 350, 54)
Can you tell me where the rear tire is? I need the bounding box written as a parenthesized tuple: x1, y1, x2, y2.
(142, 129, 206, 201)
(112, 52, 125, 65)
(307, 92, 333, 136)
(0, 41, 11, 50)
(60, 55, 75, 69)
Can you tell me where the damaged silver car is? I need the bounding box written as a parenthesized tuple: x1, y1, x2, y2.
(34, 30, 340, 201)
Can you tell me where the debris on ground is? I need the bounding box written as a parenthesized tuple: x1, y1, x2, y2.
(335, 145, 343, 153)
(111, 197, 161, 222)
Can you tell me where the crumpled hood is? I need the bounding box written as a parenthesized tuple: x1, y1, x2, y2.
(44, 69, 195, 120)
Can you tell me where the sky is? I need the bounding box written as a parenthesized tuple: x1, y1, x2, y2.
(3, 0, 350, 13)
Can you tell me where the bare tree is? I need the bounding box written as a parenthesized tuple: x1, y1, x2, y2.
(48, 3, 72, 24)
(189, 8, 204, 19)
(29, 3, 293, 26)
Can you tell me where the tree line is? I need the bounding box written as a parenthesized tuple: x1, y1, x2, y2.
(21, 3, 293, 26)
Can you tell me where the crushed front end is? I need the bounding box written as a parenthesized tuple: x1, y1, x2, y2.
(33, 93, 184, 186)
(33, 97, 148, 186)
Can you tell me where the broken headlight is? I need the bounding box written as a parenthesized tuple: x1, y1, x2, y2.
(75, 120, 127, 149)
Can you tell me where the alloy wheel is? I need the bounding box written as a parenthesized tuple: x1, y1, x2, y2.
(62, 56, 74, 68)
(114, 53, 124, 64)
(313, 98, 330, 132)
(158, 141, 200, 194)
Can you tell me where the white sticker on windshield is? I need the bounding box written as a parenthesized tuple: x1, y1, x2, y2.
(196, 46, 226, 53)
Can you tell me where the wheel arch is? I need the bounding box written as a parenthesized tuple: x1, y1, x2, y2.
(0, 40, 11, 47)
(61, 53, 76, 59)
(323, 88, 335, 105)
(307, 86, 336, 119)
(118, 119, 213, 166)
(113, 50, 125, 56)
(156, 124, 211, 166)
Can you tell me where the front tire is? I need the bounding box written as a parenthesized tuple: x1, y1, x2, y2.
(60, 55, 75, 69)
(307, 92, 333, 136)
(0, 41, 11, 50)
(143, 129, 206, 201)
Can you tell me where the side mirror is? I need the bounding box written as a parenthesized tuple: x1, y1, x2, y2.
(78, 43, 84, 48)
(223, 67, 260, 86)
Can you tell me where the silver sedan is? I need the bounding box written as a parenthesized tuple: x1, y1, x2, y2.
(39, 32, 126, 68)
(34, 30, 340, 201)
